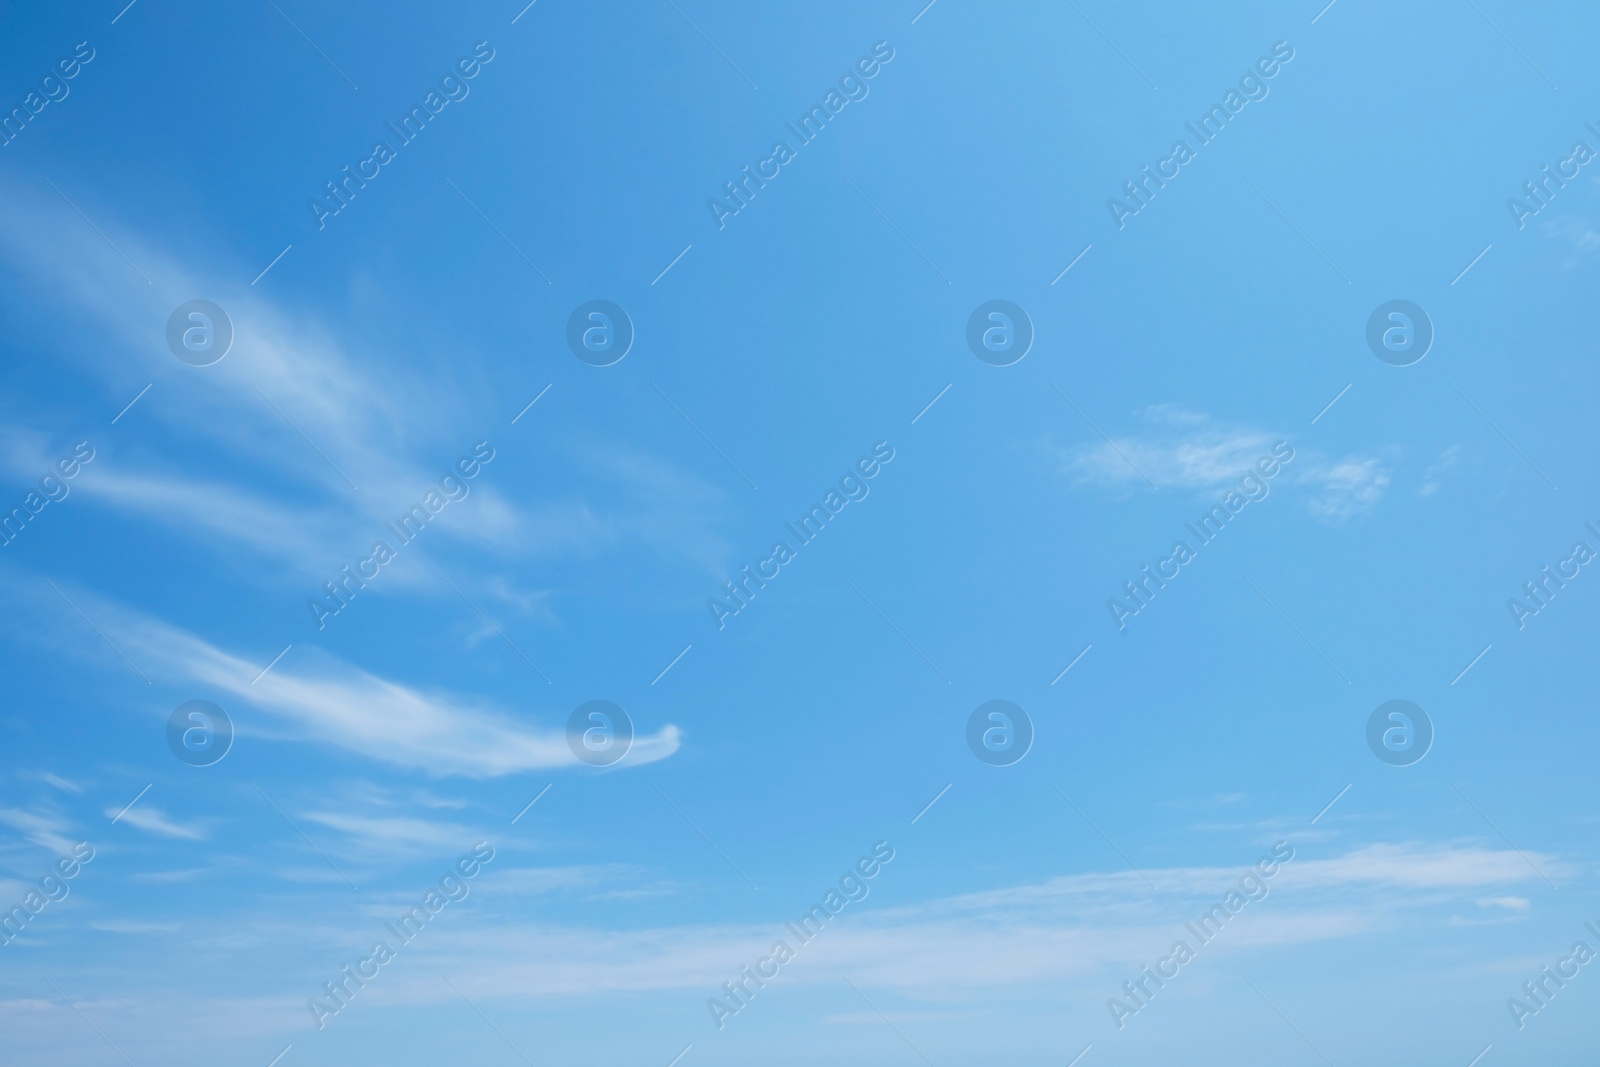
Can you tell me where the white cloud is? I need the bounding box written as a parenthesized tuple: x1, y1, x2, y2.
(0, 808, 78, 857)
(1280, 842, 1551, 890)
(128, 868, 215, 885)
(1300, 457, 1390, 521)
(29, 584, 680, 778)
(36, 773, 83, 795)
(1057, 406, 1392, 521)
(0, 838, 1560, 1059)
(300, 811, 475, 857)
(1419, 444, 1464, 498)
(1544, 212, 1600, 256)
(108, 804, 207, 841)
(299, 840, 1549, 1004)
(72, 467, 337, 572)
(1061, 405, 1276, 491)
(479, 864, 678, 900)
(0, 179, 735, 596)
(90, 920, 182, 934)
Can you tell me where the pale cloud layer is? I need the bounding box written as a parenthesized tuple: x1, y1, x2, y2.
(0, 837, 1559, 1065)
(14, 581, 681, 778)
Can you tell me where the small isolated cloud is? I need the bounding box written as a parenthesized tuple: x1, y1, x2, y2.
(1056, 406, 1391, 522)
(90, 920, 182, 935)
(108, 804, 207, 841)
(1060, 405, 1276, 491)
(300, 811, 475, 858)
(1449, 894, 1534, 927)
(128, 868, 214, 885)
(1544, 212, 1600, 255)
(1301, 457, 1390, 521)
(412, 789, 470, 811)
(1280, 843, 1555, 890)
(0, 808, 78, 856)
(1419, 444, 1463, 498)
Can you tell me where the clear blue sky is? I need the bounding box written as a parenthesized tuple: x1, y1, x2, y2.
(2, 1, 1599, 1064)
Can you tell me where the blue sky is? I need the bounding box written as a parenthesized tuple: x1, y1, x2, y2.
(3, 0, 1600, 1064)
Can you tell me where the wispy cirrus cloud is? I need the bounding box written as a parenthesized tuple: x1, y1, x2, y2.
(0, 807, 79, 857)
(1056, 405, 1391, 522)
(18, 581, 680, 778)
(0, 179, 735, 600)
(300, 811, 477, 859)
(0, 839, 1557, 1060)
(107, 803, 207, 841)
(297, 840, 1558, 1001)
